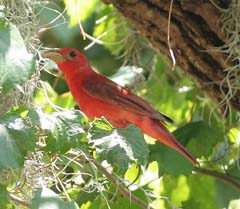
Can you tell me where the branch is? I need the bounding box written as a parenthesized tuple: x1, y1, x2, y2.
(195, 167, 240, 192)
(92, 159, 151, 209)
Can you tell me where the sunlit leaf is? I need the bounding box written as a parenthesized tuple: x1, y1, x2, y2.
(228, 127, 239, 143)
(124, 163, 140, 183)
(0, 23, 35, 94)
(65, 0, 98, 26)
(186, 174, 218, 209)
(162, 175, 190, 207)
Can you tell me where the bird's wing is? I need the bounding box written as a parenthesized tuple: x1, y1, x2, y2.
(82, 77, 173, 123)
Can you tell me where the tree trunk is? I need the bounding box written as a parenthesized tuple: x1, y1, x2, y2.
(102, 0, 240, 114)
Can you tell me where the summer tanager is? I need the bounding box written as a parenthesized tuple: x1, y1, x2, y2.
(44, 48, 198, 165)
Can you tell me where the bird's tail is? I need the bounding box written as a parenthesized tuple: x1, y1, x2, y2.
(142, 119, 198, 166)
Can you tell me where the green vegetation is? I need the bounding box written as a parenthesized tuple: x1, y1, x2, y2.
(0, 1, 239, 208)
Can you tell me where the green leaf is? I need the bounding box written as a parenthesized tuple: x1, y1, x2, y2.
(28, 109, 87, 153)
(32, 188, 79, 209)
(149, 143, 194, 176)
(0, 111, 37, 170)
(215, 178, 240, 208)
(0, 185, 8, 209)
(182, 199, 201, 209)
(76, 189, 99, 206)
(89, 118, 149, 174)
(186, 174, 218, 209)
(65, 0, 98, 26)
(173, 121, 224, 158)
(0, 23, 35, 94)
(162, 175, 190, 207)
(88, 189, 147, 209)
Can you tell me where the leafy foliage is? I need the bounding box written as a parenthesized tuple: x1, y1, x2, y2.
(149, 143, 194, 176)
(186, 174, 217, 209)
(173, 121, 224, 158)
(28, 109, 87, 153)
(0, 0, 239, 209)
(89, 118, 149, 174)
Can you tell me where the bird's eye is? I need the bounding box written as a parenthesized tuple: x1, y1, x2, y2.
(69, 51, 77, 58)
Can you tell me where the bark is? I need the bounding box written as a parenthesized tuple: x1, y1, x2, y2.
(102, 0, 240, 113)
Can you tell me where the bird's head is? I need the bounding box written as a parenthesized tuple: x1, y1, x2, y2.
(43, 48, 89, 74)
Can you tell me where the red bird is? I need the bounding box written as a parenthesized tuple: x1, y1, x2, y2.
(44, 48, 198, 165)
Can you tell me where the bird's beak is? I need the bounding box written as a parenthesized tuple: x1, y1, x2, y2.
(43, 50, 66, 63)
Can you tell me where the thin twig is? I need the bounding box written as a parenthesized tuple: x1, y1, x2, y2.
(9, 193, 31, 208)
(167, 0, 176, 70)
(195, 167, 240, 192)
(76, 0, 86, 40)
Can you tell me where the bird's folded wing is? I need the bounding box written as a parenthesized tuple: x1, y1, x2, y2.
(82, 78, 173, 123)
